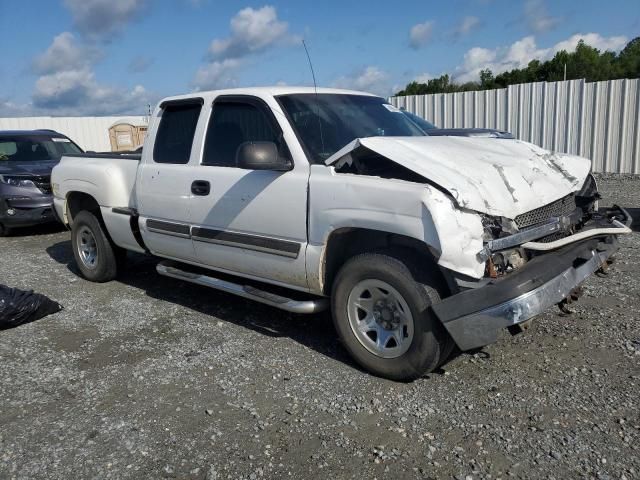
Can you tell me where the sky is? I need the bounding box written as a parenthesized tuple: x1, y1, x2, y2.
(0, 0, 638, 117)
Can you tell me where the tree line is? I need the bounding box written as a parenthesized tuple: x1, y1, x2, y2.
(395, 37, 640, 97)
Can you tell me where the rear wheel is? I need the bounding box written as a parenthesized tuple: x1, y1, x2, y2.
(331, 252, 449, 381)
(71, 211, 124, 282)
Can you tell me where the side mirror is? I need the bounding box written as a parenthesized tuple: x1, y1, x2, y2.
(236, 141, 291, 171)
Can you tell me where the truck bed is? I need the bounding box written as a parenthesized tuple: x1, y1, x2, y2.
(53, 152, 144, 253)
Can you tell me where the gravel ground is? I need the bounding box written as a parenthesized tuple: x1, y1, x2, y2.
(1, 177, 639, 480)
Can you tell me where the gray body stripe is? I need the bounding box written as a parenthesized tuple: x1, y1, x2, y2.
(145, 219, 300, 258)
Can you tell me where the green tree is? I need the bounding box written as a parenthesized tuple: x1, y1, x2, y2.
(616, 37, 640, 78)
(394, 37, 640, 96)
(479, 69, 495, 89)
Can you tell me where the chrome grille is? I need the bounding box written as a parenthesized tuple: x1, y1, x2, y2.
(515, 194, 576, 229)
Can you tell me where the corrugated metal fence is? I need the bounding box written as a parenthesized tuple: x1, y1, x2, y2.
(0, 116, 148, 152)
(390, 78, 640, 174)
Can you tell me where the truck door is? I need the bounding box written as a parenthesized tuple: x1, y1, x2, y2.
(188, 95, 309, 289)
(136, 99, 204, 261)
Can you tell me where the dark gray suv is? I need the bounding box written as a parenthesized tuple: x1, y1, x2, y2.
(0, 130, 83, 236)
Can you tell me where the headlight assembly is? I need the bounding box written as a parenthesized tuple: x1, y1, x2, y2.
(0, 175, 35, 187)
(481, 214, 518, 241)
(577, 173, 598, 198)
(576, 173, 600, 212)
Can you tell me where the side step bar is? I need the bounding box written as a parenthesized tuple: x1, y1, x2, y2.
(156, 261, 329, 314)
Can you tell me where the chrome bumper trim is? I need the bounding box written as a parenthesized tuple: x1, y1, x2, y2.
(445, 242, 617, 351)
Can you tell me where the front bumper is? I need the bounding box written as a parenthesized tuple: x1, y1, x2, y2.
(0, 195, 55, 227)
(433, 235, 621, 351)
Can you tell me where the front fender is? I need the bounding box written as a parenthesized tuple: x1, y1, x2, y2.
(307, 166, 486, 292)
(421, 187, 484, 278)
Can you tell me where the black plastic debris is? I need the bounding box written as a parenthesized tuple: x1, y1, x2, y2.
(0, 284, 62, 329)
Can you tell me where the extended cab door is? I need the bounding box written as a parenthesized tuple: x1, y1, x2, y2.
(188, 95, 310, 290)
(136, 99, 204, 261)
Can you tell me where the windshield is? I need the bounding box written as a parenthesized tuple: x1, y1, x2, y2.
(0, 135, 82, 162)
(277, 94, 425, 163)
(402, 110, 437, 131)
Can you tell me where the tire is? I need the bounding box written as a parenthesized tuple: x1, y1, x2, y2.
(435, 333, 457, 368)
(0, 223, 9, 237)
(331, 252, 449, 381)
(71, 210, 124, 282)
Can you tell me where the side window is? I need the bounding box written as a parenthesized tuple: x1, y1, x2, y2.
(0, 141, 17, 156)
(153, 102, 202, 164)
(202, 101, 280, 167)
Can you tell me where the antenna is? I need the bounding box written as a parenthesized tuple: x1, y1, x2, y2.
(302, 39, 318, 92)
(302, 39, 325, 157)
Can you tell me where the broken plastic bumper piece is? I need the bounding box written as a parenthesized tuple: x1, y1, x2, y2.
(433, 235, 621, 351)
(477, 205, 631, 261)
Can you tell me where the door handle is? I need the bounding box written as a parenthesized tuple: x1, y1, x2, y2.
(191, 180, 210, 196)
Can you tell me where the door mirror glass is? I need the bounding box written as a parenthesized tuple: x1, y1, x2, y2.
(236, 141, 291, 171)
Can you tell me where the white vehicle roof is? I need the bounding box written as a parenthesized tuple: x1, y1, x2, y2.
(158, 86, 379, 105)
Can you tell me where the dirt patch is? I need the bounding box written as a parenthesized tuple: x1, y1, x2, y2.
(0, 177, 638, 480)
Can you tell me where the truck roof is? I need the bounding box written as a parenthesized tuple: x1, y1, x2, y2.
(159, 86, 378, 105)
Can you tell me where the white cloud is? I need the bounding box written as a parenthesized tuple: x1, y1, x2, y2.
(193, 6, 299, 91)
(33, 68, 96, 108)
(31, 68, 153, 115)
(454, 33, 628, 83)
(17, 30, 154, 115)
(209, 6, 299, 60)
(63, 0, 147, 40)
(524, 0, 560, 33)
(32, 32, 101, 74)
(414, 72, 434, 84)
(553, 33, 628, 54)
(11, 0, 151, 116)
(409, 20, 434, 49)
(454, 16, 481, 38)
(192, 58, 243, 91)
(0, 98, 34, 117)
(332, 66, 392, 96)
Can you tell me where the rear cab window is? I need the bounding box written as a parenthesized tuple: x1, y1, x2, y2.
(153, 100, 203, 164)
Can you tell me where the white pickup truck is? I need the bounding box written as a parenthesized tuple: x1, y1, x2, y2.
(51, 87, 631, 380)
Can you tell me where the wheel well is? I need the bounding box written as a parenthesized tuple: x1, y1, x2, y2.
(322, 228, 446, 296)
(66, 192, 101, 224)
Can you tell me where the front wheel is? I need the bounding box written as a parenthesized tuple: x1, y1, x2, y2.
(331, 252, 449, 381)
(71, 211, 124, 282)
(0, 223, 9, 237)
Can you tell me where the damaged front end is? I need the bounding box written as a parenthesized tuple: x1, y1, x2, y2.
(325, 136, 632, 351)
(476, 174, 628, 274)
(435, 173, 632, 350)
(432, 231, 627, 350)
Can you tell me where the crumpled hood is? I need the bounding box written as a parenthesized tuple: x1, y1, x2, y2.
(325, 136, 591, 219)
(0, 160, 58, 177)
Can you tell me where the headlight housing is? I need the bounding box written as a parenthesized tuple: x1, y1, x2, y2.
(577, 173, 598, 197)
(0, 175, 35, 187)
(481, 214, 518, 241)
(576, 173, 600, 212)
